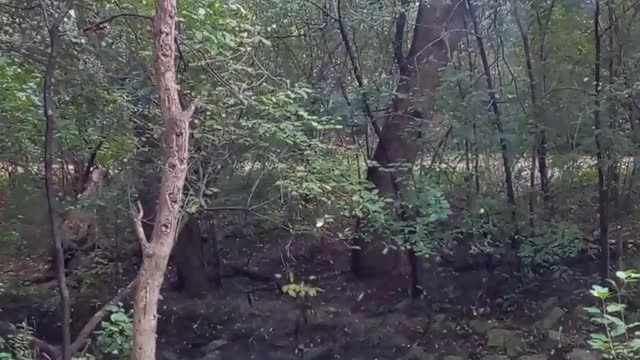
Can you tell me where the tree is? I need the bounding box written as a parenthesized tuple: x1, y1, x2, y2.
(129, 0, 197, 358)
(42, 2, 75, 358)
(352, 0, 466, 278)
(593, 0, 609, 279)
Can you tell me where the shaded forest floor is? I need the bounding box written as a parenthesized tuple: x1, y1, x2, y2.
(2, 174, 634, 359)
(0, 228, 614, 360)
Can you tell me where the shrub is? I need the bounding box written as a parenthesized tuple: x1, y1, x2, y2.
(93, 303, 133, 360)
(585, 270, 640, 359)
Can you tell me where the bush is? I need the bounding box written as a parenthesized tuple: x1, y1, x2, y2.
(586, 270, 640, 359)
(519, 221, 587, 277)
(93, 303, 133, 360)
(0, 322, 34, 360)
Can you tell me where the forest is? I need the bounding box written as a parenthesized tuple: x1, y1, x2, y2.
(1, 0, 640, 359)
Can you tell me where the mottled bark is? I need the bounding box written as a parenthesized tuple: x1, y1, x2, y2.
(130, 0, 198, 358)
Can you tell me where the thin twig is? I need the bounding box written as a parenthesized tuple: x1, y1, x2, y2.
(82, 13, 153, 32)
(130, 201, 152, 256)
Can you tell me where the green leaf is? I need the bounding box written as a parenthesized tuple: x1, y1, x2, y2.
(606, 303, 625, 313)
(590, 285, 610, 298)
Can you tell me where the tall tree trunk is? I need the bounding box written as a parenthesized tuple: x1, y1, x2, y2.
(512, 1, 539, 230)
(467, 0, 517, 235)
(43, 6, 74, 359)
(606, 0, 620, 213)
(593, 0, 610, 279)
(130, 0, 198, 357)
(174, 216, 209, 297)
(631, 92, 640, 183)
(535, 0, 555, 213)
(353, 0, 466, 276)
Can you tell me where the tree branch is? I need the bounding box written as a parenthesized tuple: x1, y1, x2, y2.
(392, 0, 408, 68)
(68, 279, 138, 355)
(130, 201, 151, 256)
(83, 13, 154, 32)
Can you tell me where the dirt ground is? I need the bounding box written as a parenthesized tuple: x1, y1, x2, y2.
(0, 227, 611, 360)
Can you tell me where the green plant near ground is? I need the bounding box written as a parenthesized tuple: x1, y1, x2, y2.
(519, 221, 587, 276)
(0, 321, 34, 360)
(93, 303, 133, 360)
(453, 204, 500, 255)
(585, 270, 640, 359)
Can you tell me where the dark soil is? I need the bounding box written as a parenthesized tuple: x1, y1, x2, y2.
(0, 228, 612, 360)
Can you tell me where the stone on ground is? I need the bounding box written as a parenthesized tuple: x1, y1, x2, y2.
(403, 345, 435, 360)
(480, 355, 509, 360)
(535, 306, 565, 329)
(469, 319, 498, 334)
(566, 349, 602, 360)
(519, 355, 548, 360)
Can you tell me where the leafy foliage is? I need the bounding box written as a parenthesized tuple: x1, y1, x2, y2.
(519, 221, 588, 276)
(93, 304, 133, 359)
(0, 322, 34, 360)
(586, 271, 640, 359)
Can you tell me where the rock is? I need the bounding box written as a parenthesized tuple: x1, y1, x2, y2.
(505, 334, 525, 357)
(203, 339, 228, 353)
(268, 352, 299, 360)
(303, 345, 334, 360)
(442, 356, 465, 360)
(199, 351, 221, 360)
(487, 328, 516, 347)
(541, 297, 559, 311)
(536, 306, 565, 329)
(546, 329, 571, 347)
(388, 332, 412, 347)
(547, 330, 561, 341)
(429, 314, 455, 333)
(480, 356, 509, 360)
(469, 319, 498, 334)
(404, 345, 435, 360)
(566, 349, 601, 360)
(519, 355, 548, 360)
(432, 314, 447, 323)
(394, 298, 415, 311)
(159, 350, 180, 360)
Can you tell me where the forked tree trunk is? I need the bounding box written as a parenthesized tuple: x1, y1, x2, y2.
(130, 0, 197, 358)
(355, 0, 466, 276)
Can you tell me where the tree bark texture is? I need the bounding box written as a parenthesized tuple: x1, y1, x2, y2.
(131, 0, 197, 358)
(593, 0, 610, 279)
(174, 216, 209, 297)
(356, 0, 466, 275)
(43, 9, 73, 360)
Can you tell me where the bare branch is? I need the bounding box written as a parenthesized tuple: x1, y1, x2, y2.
(69, 278, 138, 355)
(130, 201, 151, 256)
(83, 13, 154, 32)
(181, 97, 199, 119)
